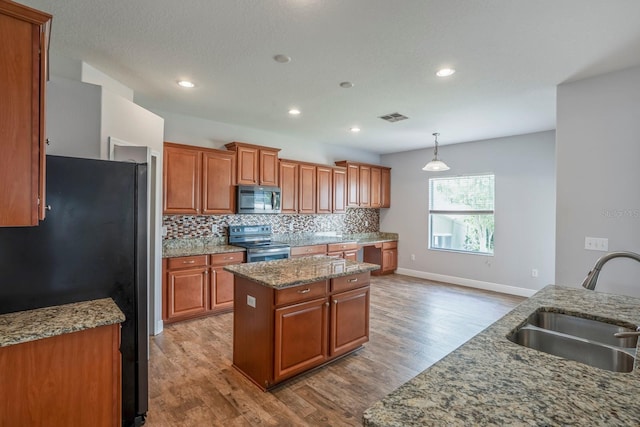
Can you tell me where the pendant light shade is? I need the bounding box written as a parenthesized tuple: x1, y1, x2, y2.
(422, 132, 450, 171)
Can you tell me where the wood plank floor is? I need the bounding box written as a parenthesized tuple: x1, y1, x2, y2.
(145, 274, 524, 427)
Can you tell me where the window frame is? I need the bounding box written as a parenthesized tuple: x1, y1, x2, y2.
(428, 173, 495, 256)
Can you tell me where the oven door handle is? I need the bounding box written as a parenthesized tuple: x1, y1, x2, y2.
(249, 247, 289, 254)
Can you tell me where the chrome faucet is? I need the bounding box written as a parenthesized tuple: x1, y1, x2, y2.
(581, 251, 640, 290)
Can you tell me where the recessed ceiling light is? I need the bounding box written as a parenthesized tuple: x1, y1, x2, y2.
(274, 54, 292, 63)
(288, 108, 301, 115)
(340, 81, 354, 89)
(177, 80, 195, 88)
(436, 68, 456, 77)
(350, 127, 361, 133)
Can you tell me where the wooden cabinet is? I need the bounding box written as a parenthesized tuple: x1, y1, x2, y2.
(233, 272, 370, 389)
(332, 167, 347, 213)
(363, 241, 398, 275)
(224, 142, 280, 186)
(381, 167, 391, 208)
(334, 161, 391, 208)
(290, 244, 328, 258)
(0, 324, 122, 427)
(202, 150, 236, 214)
(163, 142, 235, 215)
(316, 165, 332, 214)
(279, 160, 298, 213)
(163, 251, 245, 323)
(0, 1, 51, 226)
(298, 163, 317, 214)
(327, 242, 358, 261)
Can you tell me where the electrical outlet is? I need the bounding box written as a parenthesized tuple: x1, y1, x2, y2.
(161, 226, 167, 237)
(211, 224, 218, 233)
(585, 237, 608, 252)
(411, 254, 415, 261)
(531, 269, 539, 278)
(365, 220, 369, 227)
(247, 295, 256, 308)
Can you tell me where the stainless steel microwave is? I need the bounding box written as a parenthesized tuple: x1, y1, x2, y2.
(237, 185, 281, 214)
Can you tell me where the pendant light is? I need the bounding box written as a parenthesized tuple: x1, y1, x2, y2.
(422, 132, 450, 171)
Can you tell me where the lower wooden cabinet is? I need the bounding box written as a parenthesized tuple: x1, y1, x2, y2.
(290, 244, 328, 258)
(327, 242, 358, 261)
(0, 324, 122, 427)
(233, 273, 370, 390)
(363, 241, 398, 275)
(163, 252, 245, 323)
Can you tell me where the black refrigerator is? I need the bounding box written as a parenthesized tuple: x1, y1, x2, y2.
(0, 155, 148, 427)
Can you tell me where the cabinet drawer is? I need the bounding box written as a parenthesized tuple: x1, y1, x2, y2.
(382, 241, 397, 250)
(275, 280, 328, 306)
(331, 272, 370, 293)
(327, 242, 358, 252)
(290, 245, 327, 257)
(210, 251, 245, 266)
(167, 255, 209, 269)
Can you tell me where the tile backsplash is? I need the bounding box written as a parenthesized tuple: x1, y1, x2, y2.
(163, 208, 380, 240)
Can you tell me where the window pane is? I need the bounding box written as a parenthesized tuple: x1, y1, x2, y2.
(429, 175, 495, 211)
(430, 213, 494, 254)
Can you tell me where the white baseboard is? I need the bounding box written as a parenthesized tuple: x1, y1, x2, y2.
(395, 268, 537, 297)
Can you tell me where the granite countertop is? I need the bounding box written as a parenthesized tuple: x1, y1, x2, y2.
(0, 298, 125, 348)
(224, 256, 380, 289)
(162, 232, 399, 258)
(363, 285, 640, 426)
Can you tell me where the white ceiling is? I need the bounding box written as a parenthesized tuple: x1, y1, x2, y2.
(21, 0, 640, 154)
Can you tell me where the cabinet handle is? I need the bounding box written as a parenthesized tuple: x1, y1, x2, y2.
(183, 260, 196, 264)
(297, 288, 311, 294)
(44, 205, 52, 211)
(333, 300, 338, 304)
(45, 138, 51, 146)
(325, 302, 329, 307)
(204, 271, 208, 275)
(348, 278, 358, 283)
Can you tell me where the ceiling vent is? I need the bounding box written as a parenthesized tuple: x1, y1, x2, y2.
(379, 112, 408, 123)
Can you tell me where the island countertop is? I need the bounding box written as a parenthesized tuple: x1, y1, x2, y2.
(363, 285, 640, 426)
(0, 298, 125, 348)
(224, 256, 380, 289)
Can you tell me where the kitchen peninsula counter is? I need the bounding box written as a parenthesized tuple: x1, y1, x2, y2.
(363, 285, 640, 426)
(274, 232, 398, 248)
(0, 298, 124, 347)
(224, 255, 379, 288)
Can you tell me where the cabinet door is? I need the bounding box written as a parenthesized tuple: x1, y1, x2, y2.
(344, 250, 358, 262)
(381, 168, 391, 208)
(274, 298, 328, 382)
(370, 167, 381, 208)
(202, 150, 235, 214)
(316, 166, 332, 214)
(346, 163, 359, 207)
(279, 160, 298, 213)
(0, 5, 50, 226)
(236, 145, 259, 185)
(332, 168, 347, 213)
(330, 287, 370, 357)
(211, 266, 234, 311)
(359, 165, 371, 208)
(298, 164, 317, 214)
(382, 248, 398, 273)
(260, 149, 279, 185)
(166, 267, 209, 320)
(163, 145, 201, 214)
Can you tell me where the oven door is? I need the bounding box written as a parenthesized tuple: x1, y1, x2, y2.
(247, 247, 290, 263)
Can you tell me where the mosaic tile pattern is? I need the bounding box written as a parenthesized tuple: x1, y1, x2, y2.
(163, 208, 380, 240)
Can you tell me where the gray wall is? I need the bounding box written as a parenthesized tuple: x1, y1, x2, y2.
(381, 131, 556, 296)
(556, 66, 640, 296)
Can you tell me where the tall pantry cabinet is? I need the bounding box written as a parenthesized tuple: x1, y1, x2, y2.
(0, 1, 51, 226)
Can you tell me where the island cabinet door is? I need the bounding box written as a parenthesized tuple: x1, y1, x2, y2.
(274, 297, 328, 382)
(329, 286, 370, 358)
(166, 267, 209, 320)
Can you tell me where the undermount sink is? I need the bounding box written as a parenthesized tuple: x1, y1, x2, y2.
(507, 309, 638, 372)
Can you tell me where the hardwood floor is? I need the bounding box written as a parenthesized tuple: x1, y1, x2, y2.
(145, 274, 524, 427)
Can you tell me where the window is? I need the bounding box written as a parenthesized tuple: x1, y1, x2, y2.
(428, 174, 495, 254)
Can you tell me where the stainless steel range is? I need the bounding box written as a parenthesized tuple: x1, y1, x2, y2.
(228, 225, 290, 263)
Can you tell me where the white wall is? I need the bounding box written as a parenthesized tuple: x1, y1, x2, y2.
(148, 109, 381, 166)
(556, 66, 640, 296)
(82, 62, 134, 101)
(381, 131, 556, 296)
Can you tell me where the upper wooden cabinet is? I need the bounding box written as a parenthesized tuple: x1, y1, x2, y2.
(316, 166, 332, 214)
(279, 160, 298, 213)
(298, 163, 317, 214)
(332, 167, 347, 213)
(0, 1, 51, 227)
(163, 142, 236, 215)
(225, 142, 280, 186)
(335, 161, 391, 208)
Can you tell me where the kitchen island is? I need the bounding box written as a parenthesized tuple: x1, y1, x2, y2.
(225, 256, 379, 390)
(363, 285, 640, 426)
